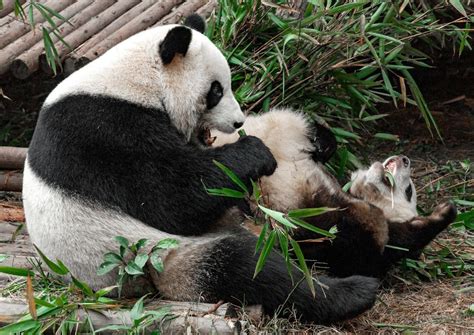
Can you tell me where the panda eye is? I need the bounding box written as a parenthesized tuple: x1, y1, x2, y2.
(405, 184, 413, 201)
(207, 81, 223, 109)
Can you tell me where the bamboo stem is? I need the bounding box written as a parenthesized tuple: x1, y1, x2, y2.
(196, 0, 218, 18)
(0, 147, 27, 170)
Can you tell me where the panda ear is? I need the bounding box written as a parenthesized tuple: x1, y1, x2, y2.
(184, 14, 205, 34)
(159, 26, 192, 65)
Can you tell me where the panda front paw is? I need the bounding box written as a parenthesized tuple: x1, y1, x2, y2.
(238, 135, 277, 178)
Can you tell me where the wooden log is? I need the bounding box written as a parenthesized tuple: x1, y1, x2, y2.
(0, 0, 25, 19)
(77, 0, 184, 67)
(0, 0, 94, 75)
(10, 0, 117, 79)
(0, 171, 22, 192)
(196, 0, 218, 18)
(0, 298, 263, 334)
(153, 0, 210, 27)
(65, 0, 157, 73)
(0, 0, 74, 50)
(0, 147, 27, 170)
(39, 0, 142, 75)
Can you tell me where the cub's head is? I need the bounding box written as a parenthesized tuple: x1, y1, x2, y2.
(350, 155, 417, 222)
(46, 15, 244, 142)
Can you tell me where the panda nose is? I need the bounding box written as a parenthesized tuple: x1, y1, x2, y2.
(233, 122, 243, 129)
(401, 156, 410, 168)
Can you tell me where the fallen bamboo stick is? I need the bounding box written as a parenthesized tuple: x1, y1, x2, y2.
(10, 0, 117, 79)
(40, 0, 142, 75)
(0, 147, 27, 170)
(0, 298, 263, 334)
(196, 0, 218, 18)
(0, 0, 74, 50)
(0, 205, 24, 223)
(0, 171, 22, 192)
(65, 0, 157, 73)
(153, 0, 210, 27)
(0, 0, 25, 19)
(0, 0, 93, 76)
(77, 0, 184, 67)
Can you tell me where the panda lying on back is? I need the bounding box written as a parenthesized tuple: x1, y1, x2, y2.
(23, 16, 379, 324)
(213, 109, 456, 277)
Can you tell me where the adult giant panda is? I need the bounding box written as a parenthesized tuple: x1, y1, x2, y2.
(22, 16, 379, 323)
(212, 108, 456, 277)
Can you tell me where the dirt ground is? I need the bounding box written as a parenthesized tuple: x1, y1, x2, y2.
(0, 54, 473, 333)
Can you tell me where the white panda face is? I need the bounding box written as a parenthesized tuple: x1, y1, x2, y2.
(156, 23, 244, 142)
(350, 155, 417, 221)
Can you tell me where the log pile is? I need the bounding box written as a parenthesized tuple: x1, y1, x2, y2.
(0, 147, 27, 192)
(0, 0, 218, 79)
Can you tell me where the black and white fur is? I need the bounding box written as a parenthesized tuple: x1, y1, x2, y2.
(23, 16, 378, 323)
(213, 109, 457, 277)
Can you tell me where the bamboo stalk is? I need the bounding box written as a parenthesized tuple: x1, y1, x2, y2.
(10, 0, 117, 79)
(0, 0, 94, 75)
(40, 0, 142, 75)
(153, 0, 210, 27)
(0, 147, 27, 170)
(77, 0, 184, 67)
(0, 0, 25, 19)
(0, 0, 74, 50)
(0, 171, 22, 192)
(65, 0, 157, 73)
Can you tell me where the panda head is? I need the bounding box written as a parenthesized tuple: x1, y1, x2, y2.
(157, 15, 245, 142)
(350, 155, 417, 221)
(45, 15, 244, 143)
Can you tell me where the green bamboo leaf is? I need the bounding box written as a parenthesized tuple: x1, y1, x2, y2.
(258, 205, 297, 228)
(103, 252, 123, 264)
(290, 239, 315, 297)
(0, 254, 8, 263)
(213, 160, 249, 193)
(0, 320, 41, 334)
(155, 238, 179, 250)
(71, 275, 94, 297)
(130, 295, 148, 320)
(150, 251, 164, 273)
(97, 261, 119, 276)
(374, 132, 399, 141)
(361, 114, 389, 121)
(449, 0, 468, 17)
(134, 254, 149, 269)
(34, 245, 69, 275)
(327, 2, 366, 15)
(0, 266, 34, 277)
(125, 262, 144, 275)
(342, 180, 353, 193)
(288, 207, 337, 219)
(206, 187, 246, 198)
(288, 217, 336, 238)
(255, 223, 269, 254)
(331, 127, 361, 140)
(254, 230, 276, 278)
(95, 286, 117, 298)
(115, 236, 130, 248)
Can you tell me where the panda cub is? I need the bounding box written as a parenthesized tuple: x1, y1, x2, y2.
(212, 109, 456, 277)
(23, 15, 379, 324)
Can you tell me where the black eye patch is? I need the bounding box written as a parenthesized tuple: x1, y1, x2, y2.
(207, 81, 223, 109)
(405, 184, 413, 202)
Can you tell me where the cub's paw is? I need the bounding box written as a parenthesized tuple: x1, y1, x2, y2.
(431, 202, 457, 224)
(308, 121, 337, 164)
